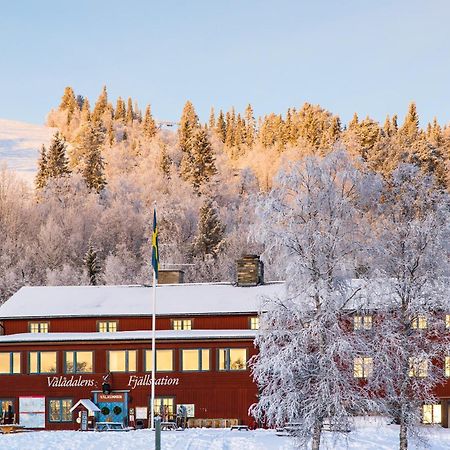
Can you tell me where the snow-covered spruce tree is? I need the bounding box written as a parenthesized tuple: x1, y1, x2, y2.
(367, 164, 450, 450)
(45, 132, 71, 180)
(84, 243, 101, 286)
(35, 145, 48, 190)
(250, 151, 379, 450)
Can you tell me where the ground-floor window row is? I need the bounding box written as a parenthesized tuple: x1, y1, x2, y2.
(353, 356, 450, 378)
(0, 348, 249, 375)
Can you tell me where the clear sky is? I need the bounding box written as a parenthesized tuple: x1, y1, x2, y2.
(1, 0, 449, 127)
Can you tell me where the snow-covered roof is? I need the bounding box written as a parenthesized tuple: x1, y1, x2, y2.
(0, 329, 257, 344)
(70, 399, 100, 413)
(0, 283, 285, 319)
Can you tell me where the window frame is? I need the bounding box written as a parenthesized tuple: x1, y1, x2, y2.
(353, 315, 372, 331)
(408, 357, 428, 378)
(445, 356, 450, 378)
(0, 399, 15, 415)
(28, 321, 50, 333)
(249, 317, 260, 330)
(48, 398, 73, 423)
(445, 314, 450, 329)
(107, 349, 137, 373)
(28, 351, 58, 375)
(63, 351, 94, 374)
(353, 356, 373, 379)
(180, 348, 210, 372)
(411, 315, 427, 330)
(151, 396, 176, 419)
(171, 319, 193, 331)
(217, 348, 248, 372)
(422, 403, 441, 424)
(97, 320, 118, 332)
(144, 349, 174, 373)
(0, 351, 21, 375)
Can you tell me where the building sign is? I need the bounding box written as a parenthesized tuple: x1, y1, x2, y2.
(135, 406, 148, 420)
(128, 375, 180, 389)
(47, 375, 96, 388)
(97, 393, 125, 403)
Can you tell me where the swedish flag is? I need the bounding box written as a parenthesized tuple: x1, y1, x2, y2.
(151, 208, 159, 279)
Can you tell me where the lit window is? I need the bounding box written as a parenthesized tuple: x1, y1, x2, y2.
(409, 357, 428, 377)
(29, 322, 49, 333)
(353, 357, 373, 378)
(445, 356, 450, 378)
(98, 321, 117, 332)
(422, 404, 441, 424)
(250, 317, 260, 330)
(108, 350, 137, 372)
(354, 315, 372, 331)
(0, 352, 21, 374)
(64, 351, 93, 374)
(49, 399, 73, 422)
(181, 349, 210, 371)
(446, 315, 450, 329)
(29, 352, 57, 374)
(411, 316, 427, 330)
(144, 350, 173, 372)
(0, 400, 13, 417)
(218, 348, 247, 371)
(153, 397, 175, 419)
(172, 319, 192, 330)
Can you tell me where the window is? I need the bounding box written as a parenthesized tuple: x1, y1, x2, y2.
(172, 319, 192, 330)
(353, 357, 373, 378)
(48, 399, 73, 422)
(354, 315, 372, 331)
(409, 357, 428, 377)
(98, 321, 118, 332)
(144, 350, 173, 372)
(0, 352, 21, 374)
(446, 315, 450, 329)
(411, 315, 427, 330)
(218, 348, 247, 371)
(422, 404, 441, 424)
(445, 356, 450, 378)
(108, 350, 136, 372)
(64, 351, 93, 374)
(29, 322, 49, 333)
(0, 400, 14, 416)
(250, 317, 260, 330)
(181, 349, 210, 371)
(152, 397, 175, 419)
(29, 352, 57, 374)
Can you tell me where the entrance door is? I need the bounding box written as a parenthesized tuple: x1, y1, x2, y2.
(94, 392, 128, 425)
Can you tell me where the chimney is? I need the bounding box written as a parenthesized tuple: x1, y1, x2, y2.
(236, 255, 264, 287)
(158, 270, 185, 285)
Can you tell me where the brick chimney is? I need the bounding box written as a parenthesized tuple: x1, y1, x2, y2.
(158, 270, 185, 285)
(236, 255, 264, 287)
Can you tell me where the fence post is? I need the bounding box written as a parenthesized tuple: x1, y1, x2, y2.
(155, 416, 161, 450)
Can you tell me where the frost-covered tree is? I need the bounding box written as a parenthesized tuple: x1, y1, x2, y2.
(35, 145, 48, 190)
(143, 105, 157, 140)
(250, 151, 379, 449)
(84, 243, 101, 286)
(179, 100, 200, 153)
(46, 132, 71, 180)
(368, 165, 450, 450)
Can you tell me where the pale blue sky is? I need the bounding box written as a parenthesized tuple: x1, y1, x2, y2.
(1, 0, 449, 127)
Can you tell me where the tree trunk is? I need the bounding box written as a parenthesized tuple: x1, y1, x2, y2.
(312, 424, 322, 450)
(399, 422, 407, 450)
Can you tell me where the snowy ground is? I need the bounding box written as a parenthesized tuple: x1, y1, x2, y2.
(0, 118, 55, 183)
(1, 420, 450, 450)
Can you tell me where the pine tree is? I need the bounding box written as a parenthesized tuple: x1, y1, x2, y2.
(81, 98, 91, 122)
(143, 105, 157, 140)
(115, 97, 126, 121)
(179, 101, 200, 153)
(159, 143, 172, 178)
(216, 110, 226, 143)
(91, 86, 108, 124)
(126, 97, 134, 124)
(181, 129, 216, 192)
(244, 104, 256, 146)
(59, 86, 77, 124)
(225, 108, 236, 148)
(46, 132, 71, 179)
(399, 102, 420, 141)
(192, 199, 225, 259)
(84, 243, 101, 286)
(35, 145, 48, 190)
(209, 107, 216, 129)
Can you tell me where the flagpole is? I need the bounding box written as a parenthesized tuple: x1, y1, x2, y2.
(150, 265, 156, 430)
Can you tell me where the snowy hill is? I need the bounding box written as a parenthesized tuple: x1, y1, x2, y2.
(0, 118, 55, 183)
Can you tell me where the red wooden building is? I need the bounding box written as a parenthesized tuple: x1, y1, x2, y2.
(0, 258, 282, 430)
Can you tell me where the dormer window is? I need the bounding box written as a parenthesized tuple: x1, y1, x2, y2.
(172, 319, 192, 330)
(29, 322, 49, 333)
(98, 321, 118, 332)
(250, 317, 260, 330)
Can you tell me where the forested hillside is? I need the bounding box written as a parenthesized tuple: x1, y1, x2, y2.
(1, 85, 448, 303)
